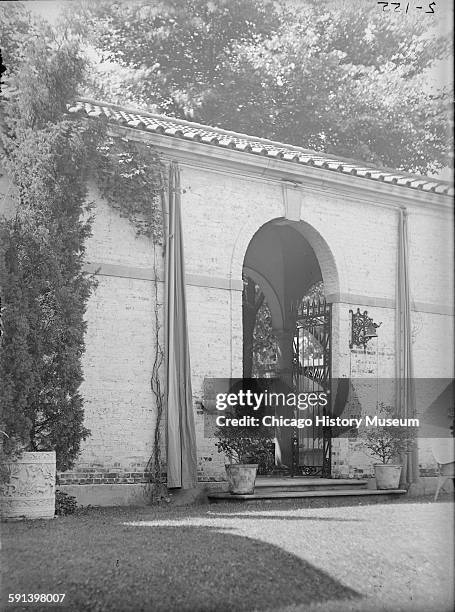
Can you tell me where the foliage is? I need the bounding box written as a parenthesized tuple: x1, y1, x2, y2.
(0, 7, 166, 485)
(0, 31, 97, 472)
(0, 3, 39, 71)
(242, 275, 264, 378)
(95, 136, 165, 241)
(253, 437, 275, 475)
(215, 379, 274, 465)
(68, 0, 453, 174)
(67, 0, 280, 112)
(215, 423, 274, 465)
(252, 299, 277, 378)
(250, 280, 325, 377)
(55, 489, 78, 516)
(359, 404, 417, 464)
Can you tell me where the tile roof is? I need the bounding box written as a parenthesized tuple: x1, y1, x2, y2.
(68, 99, 454, 197)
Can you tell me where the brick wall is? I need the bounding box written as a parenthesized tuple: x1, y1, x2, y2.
(1, 147, 453, 488)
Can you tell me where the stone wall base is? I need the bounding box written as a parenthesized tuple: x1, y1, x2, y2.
(59, 484, 154, 507)
(59, 481, 229, 508)
(59, 477, 452, 507)
(406, 476, 454, 497)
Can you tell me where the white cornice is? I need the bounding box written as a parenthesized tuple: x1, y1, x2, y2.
(107, 124, 453, 213)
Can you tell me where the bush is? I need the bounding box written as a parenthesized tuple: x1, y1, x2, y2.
(215, 422, 274, 465)
(55, 490, 78, 516)
(252, 437, 275, 475)
(359, 403, 417, 464)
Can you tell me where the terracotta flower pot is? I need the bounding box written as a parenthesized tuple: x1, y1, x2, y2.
(0, 451, 56, 520)
(374, 463, 402, 490)
(225, 464, 258, 494)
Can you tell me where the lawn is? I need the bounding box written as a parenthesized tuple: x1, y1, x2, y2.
(1, 497, 453, 612)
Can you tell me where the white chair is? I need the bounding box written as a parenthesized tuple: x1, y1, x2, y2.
(434, 461, 455, 501)
(431, 438, 455, 501)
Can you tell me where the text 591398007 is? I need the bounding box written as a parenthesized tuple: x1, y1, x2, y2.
(8, 594, 66, 604)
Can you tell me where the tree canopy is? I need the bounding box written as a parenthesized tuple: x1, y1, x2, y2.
(64, 0, 453, 174)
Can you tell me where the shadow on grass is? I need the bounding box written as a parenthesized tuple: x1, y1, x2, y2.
(118, 524, 360, 611)
(3, 522, 361, 612)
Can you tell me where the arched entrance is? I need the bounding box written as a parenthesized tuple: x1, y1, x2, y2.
(242, 218, 335, 476)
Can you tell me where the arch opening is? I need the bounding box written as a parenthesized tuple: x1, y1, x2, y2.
(241, 217, 338, 475)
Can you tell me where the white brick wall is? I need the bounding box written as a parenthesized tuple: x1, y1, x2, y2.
(1, 145, 453, 486)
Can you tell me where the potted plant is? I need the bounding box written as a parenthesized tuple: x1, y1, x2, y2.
(360, 404, 417, 490)
(0, 213, 93, 519)
(215, 422, 274, 494)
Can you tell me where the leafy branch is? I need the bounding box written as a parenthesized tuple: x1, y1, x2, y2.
(360, 403, 417, 464)
(95, 135, 165, 242)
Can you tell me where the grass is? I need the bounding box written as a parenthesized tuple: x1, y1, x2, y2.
(1, 496, 454, 612)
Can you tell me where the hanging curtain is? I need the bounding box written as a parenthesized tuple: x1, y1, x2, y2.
(165, 161, 198, 489)
(396, 208, 418, 487)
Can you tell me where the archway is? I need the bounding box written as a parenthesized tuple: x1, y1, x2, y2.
(242, 218, 337, 474)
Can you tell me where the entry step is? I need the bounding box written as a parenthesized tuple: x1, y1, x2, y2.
(208, 488, 407, 502)
(255, 477, 368, 492)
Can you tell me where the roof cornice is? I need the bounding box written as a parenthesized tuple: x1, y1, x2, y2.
(68, 98, 454, 204)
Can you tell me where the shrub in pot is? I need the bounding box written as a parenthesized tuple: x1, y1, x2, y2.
(359, 404, 417, 489)
(215, 422, 274, 494)
(0, 213, 92, 518)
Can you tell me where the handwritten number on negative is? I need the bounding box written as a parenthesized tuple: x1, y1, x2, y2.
(377, 1, 436, 12)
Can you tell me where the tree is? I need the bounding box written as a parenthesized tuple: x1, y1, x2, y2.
(252, 299, 277, 378)
(359, 404, 417, 464)
(242, 276, 264, 378)
(67, 0, 453, 174)
(0, 18, 96, 471)
(249, 280, 325, 378)
(0, 3, 37, 69)
(66, 0, 281, 113)
(1, 4, 165, 476)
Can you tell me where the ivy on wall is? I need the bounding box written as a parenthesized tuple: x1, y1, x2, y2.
(95, 135, 165, 242)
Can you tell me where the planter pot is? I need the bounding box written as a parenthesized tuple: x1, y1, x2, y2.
(374, 463, 402, 490)
(225, 464, 258, 495)
(0, 451, 56, 520)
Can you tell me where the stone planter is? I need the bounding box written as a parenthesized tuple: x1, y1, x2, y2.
(0, 451, 56, 520)
(225, 464, 258, 494)
(374, 463, 402, 490)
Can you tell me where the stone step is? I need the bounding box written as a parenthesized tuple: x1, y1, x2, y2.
(208, 488, 407, 503)
(254, 477, 368, 493)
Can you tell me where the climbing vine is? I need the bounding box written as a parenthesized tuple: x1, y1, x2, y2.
(145, 248, 168, 501)
(94, 134, 167, 497)
(95, 135, 165, 242)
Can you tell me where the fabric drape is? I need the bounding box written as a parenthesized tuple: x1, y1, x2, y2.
(165, 162, 198, 489)
(395, 208, 418, 487)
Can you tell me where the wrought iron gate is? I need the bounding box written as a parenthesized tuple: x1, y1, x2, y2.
(291, 298, 332, 477)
